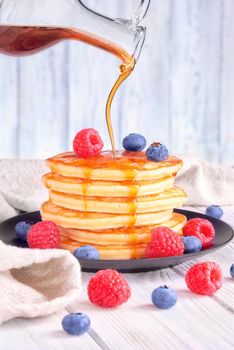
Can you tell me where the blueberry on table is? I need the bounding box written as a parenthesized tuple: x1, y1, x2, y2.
(122, 133, 146, 152)
(230, 264, 234, 278)
(15, 221, 32, 241)
(151, 286, 177, 309)
(206, 205, 223, 219)
(62, 313, 90, 335)
(183, 236, 202, 253)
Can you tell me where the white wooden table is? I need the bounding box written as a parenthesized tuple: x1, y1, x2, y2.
(0, 206, 233, 350)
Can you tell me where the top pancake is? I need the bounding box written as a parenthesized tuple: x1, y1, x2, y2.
(47, 151, 183, 181)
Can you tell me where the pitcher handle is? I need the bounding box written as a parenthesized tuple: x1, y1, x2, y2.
(132, 0, 151, 26)
(114, 0, 150, 28)
(79, 1, 150, 28)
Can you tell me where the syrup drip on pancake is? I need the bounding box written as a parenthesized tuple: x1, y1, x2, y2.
(127, 180, 139, 227)
(81, 168, 92, 212)
(80, 153, 140, 238)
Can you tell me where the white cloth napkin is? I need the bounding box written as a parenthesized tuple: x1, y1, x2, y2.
(0, 159, 48, 221)
(175, 156, 234, 206)
(0, 241, 81, 324)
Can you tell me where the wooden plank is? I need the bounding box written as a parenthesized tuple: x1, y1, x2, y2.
(0, 56, 18, 158)
(0, 310, 100, 350)
(0, 318, 42, 350)
(169, 0, 223, 162)
(219, 0, 234, 165)
(16, 43, 70, 158)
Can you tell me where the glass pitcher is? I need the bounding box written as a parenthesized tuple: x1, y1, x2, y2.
(0, 0, 150, 63)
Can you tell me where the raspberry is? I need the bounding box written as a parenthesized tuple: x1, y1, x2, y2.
(87, 269, 131, 308)
(185, 262, 222, 295)
(73, 128, 104, 158)
(183, 218, 215, 248)
(27, 221, 60, 249)
(145, 226, 184, 258)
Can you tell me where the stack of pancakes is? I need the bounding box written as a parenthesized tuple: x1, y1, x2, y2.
(41, 151, 187, 259)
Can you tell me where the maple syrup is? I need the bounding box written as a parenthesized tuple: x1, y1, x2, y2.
(48, 151, 180, 172)
(0, 25, 131, 61)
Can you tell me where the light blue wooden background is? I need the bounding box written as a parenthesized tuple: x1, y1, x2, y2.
(0, 0, 234, 164)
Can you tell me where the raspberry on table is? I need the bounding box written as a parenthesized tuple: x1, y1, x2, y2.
(145, 226, 184, 258)
(183, 218, 215, 248)
(73, 128, 104, 158)
(185, 261, 222, 295)
(27, 221, 60, 249)
(87, 269, 131, 308)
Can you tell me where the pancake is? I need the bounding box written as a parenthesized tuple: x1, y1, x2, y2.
(58, 212, 187, 246)
(43, 173, 175, 197)
(60, 236, 147, 259)
(49, 187, 187, 214)
(40, 201, 173, 230)
(47, 151, 183, 181)
(60, 212, 186, 260)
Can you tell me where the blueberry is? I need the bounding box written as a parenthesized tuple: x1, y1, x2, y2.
(15, 221, 32, 241)
(122, 133, 146, 152)
(230, 264, 234, 278)
(62, 313, 90, 335)
(206, 205, 223, 219)
(73, 245, 100, 260)
(151, 285, 177, 309)
(183, 236, 202, 253)
(146, 143, 169, 162)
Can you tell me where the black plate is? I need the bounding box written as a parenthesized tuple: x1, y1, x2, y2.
(0, 209, 233, 273)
